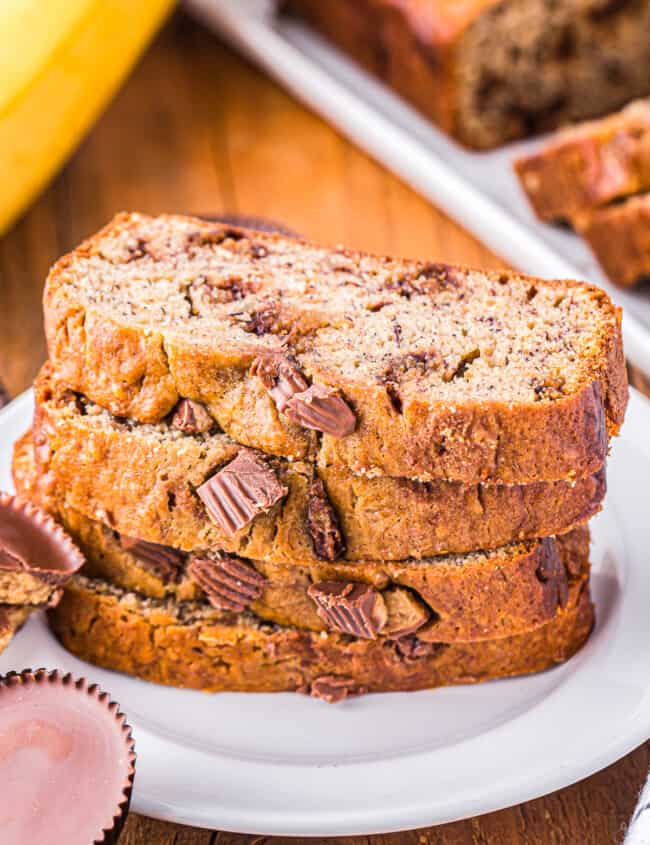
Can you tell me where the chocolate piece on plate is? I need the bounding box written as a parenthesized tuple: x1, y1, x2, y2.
(309, 675, 366, 704)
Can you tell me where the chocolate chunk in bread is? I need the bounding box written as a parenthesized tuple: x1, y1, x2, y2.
(284, 384, 356, 437)
(307, 581, 388, 639)
(171, 399, 215, 434)
(197, 450, 288, 536)
(117, 536, 184, 583)
(309, 675, 365, 703)
(383, 587, 431, 639)
(187, 555, 265, 612)
(306, 479, 346, 561)
(250, 353, 309, 412)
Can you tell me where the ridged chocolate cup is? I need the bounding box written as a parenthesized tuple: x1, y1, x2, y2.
(0, 668, 136, 844)
(0, 492, 85, 585)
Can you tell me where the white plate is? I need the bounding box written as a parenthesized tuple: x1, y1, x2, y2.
(185, 0, 650, 377)
(1, 389, 650, 835)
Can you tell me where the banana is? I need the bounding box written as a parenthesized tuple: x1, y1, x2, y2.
(0, 0, 175, 235)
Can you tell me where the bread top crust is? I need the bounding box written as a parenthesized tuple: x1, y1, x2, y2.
(44, 213, 627, 482)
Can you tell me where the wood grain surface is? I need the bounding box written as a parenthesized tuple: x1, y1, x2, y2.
(0, 12, 647, 844)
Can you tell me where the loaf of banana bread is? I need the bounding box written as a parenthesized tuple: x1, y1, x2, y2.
(30, 372, 606, 565)
(515, 99, 650, 224)
(48, 575, 594, 696)
(13, 432, 590, 643)
(44, 213, 627, 484)
(283, 0, 650, 149)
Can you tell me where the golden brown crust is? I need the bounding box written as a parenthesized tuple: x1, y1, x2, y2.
(581, 195, 650, 288)
(515, 100, 650, 224)
(48, 576, 594, 694)
(43, 213, 628, 484)
(28, 376, 607, 565)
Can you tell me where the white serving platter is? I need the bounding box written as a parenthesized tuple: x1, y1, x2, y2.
(1, 388, 649, 835)
(184, 0, 650, 377)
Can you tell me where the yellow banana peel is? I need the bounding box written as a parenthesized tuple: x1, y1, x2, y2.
(0, 0, 175, 236)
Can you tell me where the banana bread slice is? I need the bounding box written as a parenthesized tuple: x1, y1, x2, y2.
(48, 575, 594, 696)
(13, 435, 589, 643)
(283, 0, 650, 150)
(29, 372, 606, 565)
(581, 194, 650, 288)
(44, 213, 627, 484)
(515, 100, 650, 224)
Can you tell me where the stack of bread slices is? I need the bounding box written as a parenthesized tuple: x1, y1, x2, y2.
(12, 212, 628, 701)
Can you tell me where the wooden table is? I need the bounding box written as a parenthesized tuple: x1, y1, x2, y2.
(0, 12, 648, 844)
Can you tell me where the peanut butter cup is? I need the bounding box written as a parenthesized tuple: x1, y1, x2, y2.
(0, 493, 85, 606)
(187, 555, 264, 612)
(0, 669, 136, 844)
(307, 581, 387, 639)
(197, 450, 288, 535)
(284, 384, 356, 438)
